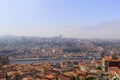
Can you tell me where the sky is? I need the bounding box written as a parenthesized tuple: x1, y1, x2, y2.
(0, 0, 120, 39)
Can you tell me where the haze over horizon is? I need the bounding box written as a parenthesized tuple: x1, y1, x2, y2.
(0, 0, 120, 39)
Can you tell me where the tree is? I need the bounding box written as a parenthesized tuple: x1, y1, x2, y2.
(96, 66, 102, 70)
(76, 75, 80, 80)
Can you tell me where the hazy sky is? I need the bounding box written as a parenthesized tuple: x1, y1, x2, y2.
(0, 0, 120, 39)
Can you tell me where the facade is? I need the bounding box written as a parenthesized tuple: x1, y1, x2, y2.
(109, 67, 120, 80)
(102, 53, 120, 80)
(102, 53, 120, 72)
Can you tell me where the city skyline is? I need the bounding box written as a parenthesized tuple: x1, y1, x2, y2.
(0, 0, 120, 39)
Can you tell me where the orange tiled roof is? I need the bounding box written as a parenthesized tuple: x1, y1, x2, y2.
(103, 56, 120, 61)
(64, 71, 77, 77)
(45, 74, 55, 79)
(109, 67, 120, 77)
(103, 56, 110, 61)
(58, 75, 71, 80)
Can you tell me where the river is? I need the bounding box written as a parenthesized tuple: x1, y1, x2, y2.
(9, 57, 95, 64)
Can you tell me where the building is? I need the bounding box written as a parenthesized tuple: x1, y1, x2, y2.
(0, 55, 9, 65)
(102, 53, 120, 72)
(109, 67, 120, 80)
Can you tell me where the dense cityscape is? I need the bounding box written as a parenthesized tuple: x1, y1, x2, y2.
(0, 0, 120, 80)
(0, 35, 120, 80)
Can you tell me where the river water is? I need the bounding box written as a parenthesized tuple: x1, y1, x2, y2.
(10, 59, 65, 64)
(10, 57, 92, 64)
